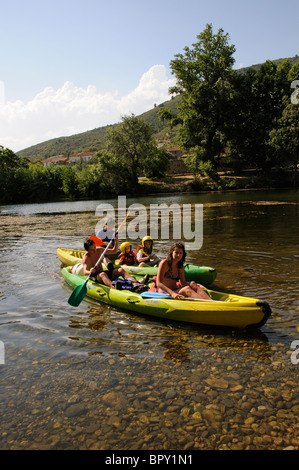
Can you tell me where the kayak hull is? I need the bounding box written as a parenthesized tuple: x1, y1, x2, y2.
(57, 248, 217, 285)
(61, 266, 271, 329)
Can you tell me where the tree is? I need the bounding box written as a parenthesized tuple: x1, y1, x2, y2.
(228, 60, 293, 172)
(0, 145, 27, 171)
(94, 152, 132, 195)
(142, 148, 170, 178)
(269, 96, 299, 186)
(105, 114, 163, 187)
(60, 165, 79, 198)
(0, 146, 28, 202)
(160, 24, 236, 172)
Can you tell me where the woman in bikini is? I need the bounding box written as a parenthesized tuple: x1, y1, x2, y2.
(156, 242, 211, 300)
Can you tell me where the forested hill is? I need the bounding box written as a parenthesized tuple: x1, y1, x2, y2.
(17, 95, 180, 162)
(17, 55, 299, 162)
(237, 55, 299, 74)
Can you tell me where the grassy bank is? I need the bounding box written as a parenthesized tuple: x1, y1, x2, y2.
(138, 168, 298, 195)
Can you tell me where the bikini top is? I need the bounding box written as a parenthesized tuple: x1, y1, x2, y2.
(164, 264, 181, 282)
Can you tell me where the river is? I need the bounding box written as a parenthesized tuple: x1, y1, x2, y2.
(0, 189, 298, 451)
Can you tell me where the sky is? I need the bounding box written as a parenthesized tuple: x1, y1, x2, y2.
(1, 0, 298, 152)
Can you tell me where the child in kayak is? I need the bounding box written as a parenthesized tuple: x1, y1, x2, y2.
(136, 236, 160, 267)
(156, 242, 211, 300)
(118, 242, 137, 266)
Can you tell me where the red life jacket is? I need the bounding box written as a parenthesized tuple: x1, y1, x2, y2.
(118, 251, 136, 266)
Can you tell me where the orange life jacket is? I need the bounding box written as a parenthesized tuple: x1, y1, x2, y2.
(118, 251, 136, 266)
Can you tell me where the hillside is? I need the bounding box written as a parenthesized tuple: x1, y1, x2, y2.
(237, 55, 299, 74)
(17, 55, 299, 162)
(17, 95, 181, 162)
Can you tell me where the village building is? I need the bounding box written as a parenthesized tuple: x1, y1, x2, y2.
(68, 151, 97, 165)
(41, 151, 97, 166)
(41, 155, 69, 167)
(167, 146, 184, 159)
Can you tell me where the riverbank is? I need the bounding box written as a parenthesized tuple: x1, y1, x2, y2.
(0, 166, 297, 207)
(138, 168, 298, 195)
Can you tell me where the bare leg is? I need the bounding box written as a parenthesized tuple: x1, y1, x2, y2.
(114, 268, 148, 289)
(179, 282, 211, 300)
(116, 268, 135, 281)
(97, 271, 114, 287)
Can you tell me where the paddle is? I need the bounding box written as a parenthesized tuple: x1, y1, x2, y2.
(140, 291, 216, 302)
(68, 213, 129, 307)
(89, 235, 105, 246)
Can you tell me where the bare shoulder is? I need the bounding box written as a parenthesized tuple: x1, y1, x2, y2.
(158, 258, 168, 273)
(82, 252, 89, 263)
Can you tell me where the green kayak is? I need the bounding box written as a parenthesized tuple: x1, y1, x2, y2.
(57, 248, 217, 285)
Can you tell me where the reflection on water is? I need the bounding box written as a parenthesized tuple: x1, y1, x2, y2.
(0, 189, 298, 450)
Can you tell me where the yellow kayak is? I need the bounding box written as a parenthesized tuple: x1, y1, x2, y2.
(61, 266, 271, 329)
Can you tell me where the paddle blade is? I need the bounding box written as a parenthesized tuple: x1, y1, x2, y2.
(68, 281, 88, 307)
(89, 236, 105, 246)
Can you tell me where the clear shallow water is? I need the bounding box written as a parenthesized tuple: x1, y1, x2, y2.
(0, 189, 298, 450)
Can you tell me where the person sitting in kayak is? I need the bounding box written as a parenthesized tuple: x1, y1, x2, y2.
(95, 217, 120, 270)
(82, 238, 148, 289)
(156, 242, 211, 300)
(96, 217, 116, 247)
(118, 242, 137, 266)
(136, 236, 161, 267)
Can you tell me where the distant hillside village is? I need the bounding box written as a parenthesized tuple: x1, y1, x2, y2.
(42, 151, 97, 166)
(41, 147, 188, 173)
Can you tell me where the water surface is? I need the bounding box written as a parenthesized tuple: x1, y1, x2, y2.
(0, 189, 298, 450)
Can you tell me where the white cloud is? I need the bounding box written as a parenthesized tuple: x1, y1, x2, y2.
(0, 65, 176, 152)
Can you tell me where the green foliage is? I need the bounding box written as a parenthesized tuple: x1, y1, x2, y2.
(160, 25, 298, 183)
(269, 96, 299, 185)
(164, 24, 236, 169)
(105, 114, 166, 187)
(0, 115, 171, 203)
(94, 152, 132, 195)
(60, 165, 79, 198)
(0, 145, 27, 171)
(0, 147, 69, 203)
(142, 148, 171, 179)
(0, 146, 28, 203)
(228, 60, 292, 172)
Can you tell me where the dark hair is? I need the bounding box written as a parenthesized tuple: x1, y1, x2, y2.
(166, 242, 186, 268)
(84, 238, 95, 251)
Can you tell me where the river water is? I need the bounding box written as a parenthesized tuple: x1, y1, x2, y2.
(0, 189, 298, 451)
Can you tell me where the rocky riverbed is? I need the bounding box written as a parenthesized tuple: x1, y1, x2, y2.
(1, 332, 298, 450)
